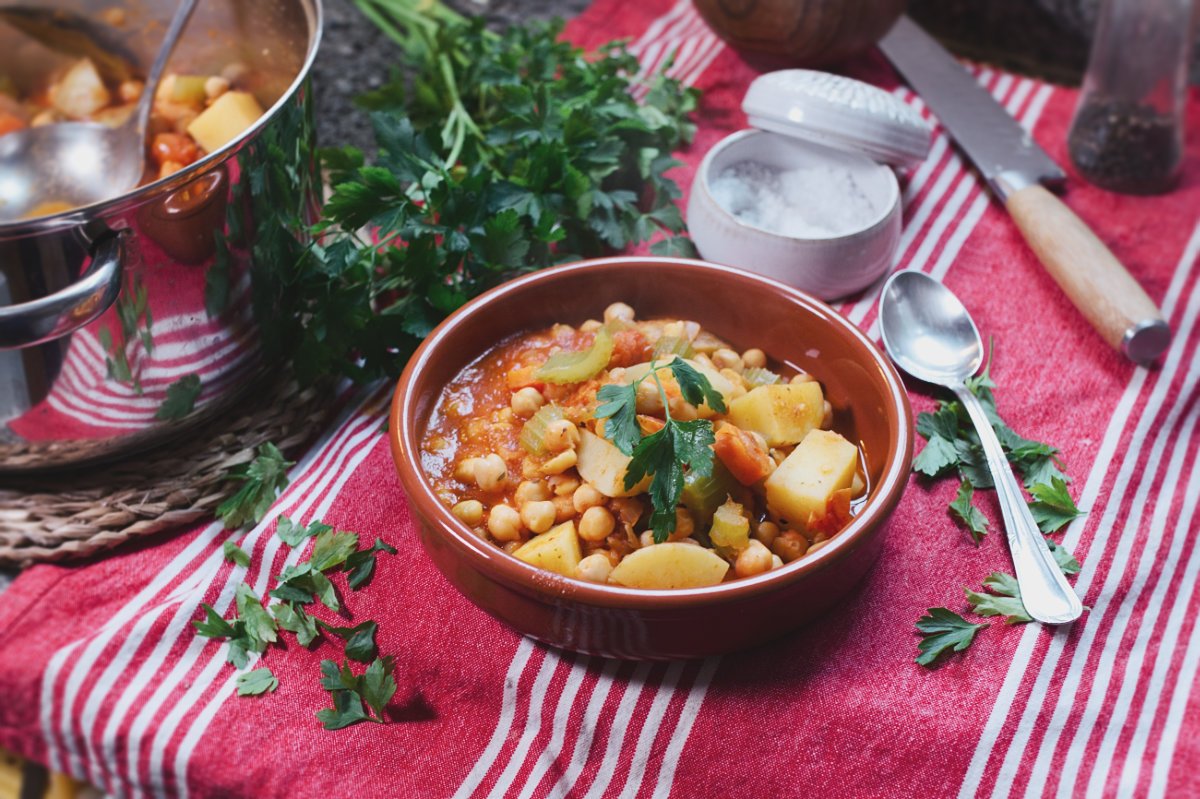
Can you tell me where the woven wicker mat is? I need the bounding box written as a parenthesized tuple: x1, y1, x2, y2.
(0, 377, 336, 567)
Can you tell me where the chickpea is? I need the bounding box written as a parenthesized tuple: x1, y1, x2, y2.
(671, 508, 695, 542)
(475, 453, 509, 491)
(791, 372, 815, 385)
(572, 483, 605, 513)
(753, 521, 780, 549)
(639, 530, 657, 549)
(204, 76, 231, 101)
(718, 368, 745, 389)
(541, 448, 577, 475)
(514, 480, 551, 503)
(821, 400, 834, 430)
(502, 541, 522, 555)
(772, 531, 809, 563)
(742, 348, 767, 369)
(808, 539, 831, 554)
(454, 457, 481, 483)
(544, 420, 580, 453)
(576, 553, 614, 583)
(712, 348, 743, 371)
(548, 473, 581, 496)
(735, 539, 774, 578)
(579, 506, 616, 542)
(635, 381, 664, 415)
(487, 504, 523, 542)
(118, 79, 144, 103)
(580, 319, 603, 333)
(771, 554, 784, 570)
(506, 386, 544, 417)
(451, 500, 484, 527)
(603, 302, 635, 325)
(520, 500, 557, 534)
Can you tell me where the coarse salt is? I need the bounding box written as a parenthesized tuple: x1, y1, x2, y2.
(707, 160, 879, 238)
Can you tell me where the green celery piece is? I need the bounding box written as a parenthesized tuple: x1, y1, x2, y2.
(680, 461, 737, 528)
(536, 326, 614, 385)
(519, 404, 565, 454)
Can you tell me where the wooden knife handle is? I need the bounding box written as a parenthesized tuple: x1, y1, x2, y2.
(1005, 184, 1171, 363)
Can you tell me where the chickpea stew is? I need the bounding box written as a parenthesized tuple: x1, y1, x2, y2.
(421, 303, 868, 590)
(1, 55, 264, 217)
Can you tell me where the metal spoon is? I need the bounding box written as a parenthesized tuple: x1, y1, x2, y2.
(879, 270, 1083, 625)
(0, 0, 197, 223)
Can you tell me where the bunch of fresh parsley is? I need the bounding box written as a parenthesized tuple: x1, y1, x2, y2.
(194, 516, 399, 727)
(913, 351, 1086, 667)
(595, 359, 725, 542)
(278, 0, 699, 385)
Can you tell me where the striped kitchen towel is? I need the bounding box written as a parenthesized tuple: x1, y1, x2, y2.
(2, 1, 1199, 797)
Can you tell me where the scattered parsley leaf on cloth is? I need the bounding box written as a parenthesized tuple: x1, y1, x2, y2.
(1046, 537, 1082, 576)
(216, 443, 294, 530)
(915, 608, 988, 667)
(319, 620, 379, 663)
(222, 540, 251, 567)
(273, 603, 320, 647)
(949, 480, 989, 543)
(346, 538, 398, 590)
(275, 516, 332, 547)
(309, 528, 361, 572)
(965, 572, 1032, 624)
(1028, 476, 1086, 533)
(236, 667, 279, 697)
(316, 657, 396, 730)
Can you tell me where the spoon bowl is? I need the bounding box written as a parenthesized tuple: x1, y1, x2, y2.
(879, 269, 1083, 625)
(0, 0, 196, 223)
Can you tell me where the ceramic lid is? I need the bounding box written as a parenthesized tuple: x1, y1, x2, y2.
(742, 69, 933, 167)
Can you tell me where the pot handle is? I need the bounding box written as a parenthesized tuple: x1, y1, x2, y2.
(0, 231, 125, 350)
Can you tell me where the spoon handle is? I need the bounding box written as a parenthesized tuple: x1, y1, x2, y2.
(954, 387, 1084, 625)
(129, 0, 199, 138)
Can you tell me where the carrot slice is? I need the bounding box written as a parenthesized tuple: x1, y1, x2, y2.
(713, 424, 773, 485)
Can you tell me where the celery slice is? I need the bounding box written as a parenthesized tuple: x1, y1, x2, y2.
(652, 335, 694, 360)
(519, 404, 565, 454)
(709, 499, 750, 556)
(743, 366, 782, 387)
(680, 462, 736, 527)
(535, 326, 613, 385)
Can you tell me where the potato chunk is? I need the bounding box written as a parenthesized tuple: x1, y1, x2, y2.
(186, 90, 264, 153)
(609, 542, 730, 589)
(728, 382, 824, 447)
(576, 430, 650, 497)
(765, 429, 858, 529)
(51, 59, 111, 119)
(513, 521, 582, 578)
(620, 357, 736, 417)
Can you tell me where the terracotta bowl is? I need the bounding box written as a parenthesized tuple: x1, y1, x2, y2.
(389, 257, 912, 660)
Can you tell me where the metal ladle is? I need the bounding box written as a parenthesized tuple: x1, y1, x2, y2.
(0, 0, 197, 223)
(879, 270, 1083, 625)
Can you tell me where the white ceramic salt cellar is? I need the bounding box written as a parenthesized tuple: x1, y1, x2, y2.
(688, 69, 933, 300)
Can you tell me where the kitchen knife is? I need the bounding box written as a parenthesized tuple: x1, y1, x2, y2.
(879, 16, 1172, 364)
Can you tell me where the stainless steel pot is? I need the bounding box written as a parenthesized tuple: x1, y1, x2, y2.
(0, 0, 322, 472)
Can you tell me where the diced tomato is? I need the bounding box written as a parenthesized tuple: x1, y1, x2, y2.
(608, 328, 651, 368)
(806, 488, 854, 536)
(505, 364, 544, 392)
(150, 132, 200, 167)
(0, 113, 26, 137)
(713, 424, 774, 485)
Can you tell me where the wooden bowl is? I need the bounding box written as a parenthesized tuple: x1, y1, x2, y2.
(390, 257, 912, 660)
(692, 0, 908, 63)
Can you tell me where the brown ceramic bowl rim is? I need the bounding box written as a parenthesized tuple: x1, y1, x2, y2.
(390, 256, 912, 610)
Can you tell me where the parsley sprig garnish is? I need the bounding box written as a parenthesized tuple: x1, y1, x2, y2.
(595, 359, 725, 543)
(913, 346, 1087, 666)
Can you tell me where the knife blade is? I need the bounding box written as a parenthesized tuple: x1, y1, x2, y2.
(879, 16, 1171, 364)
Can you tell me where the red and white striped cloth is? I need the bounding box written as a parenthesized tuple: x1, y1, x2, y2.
(2, 1, 1199, 796)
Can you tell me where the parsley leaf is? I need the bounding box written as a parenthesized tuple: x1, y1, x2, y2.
(216, 443, 294, 530)
(916, 608, 988, 667)
(315, 658, 395, 729)
(1028, 477, 1085, 533)
(345, 538, 398, 590)
(316, 685, 372, 730)
(668, 359, 726, 413)
(362, 657, 398, 719)
(595, 383, 640, 456)
(309, 528, 360, 572)
(271, 563, 340, 612)
(276, 516, 332, 548)
(949, 480, 989, 544)
(1046, 537, 1082, 576)
(235, 585, 278, 647)
(193, 604, 234, 639)
(966, 572, 1032, 624)
(155, 374, 202, 420)
(222, 540, 251, 567)
(319, 620, 378, 663)
(273, 602, 320, 647)
(236, 667, 279, 696)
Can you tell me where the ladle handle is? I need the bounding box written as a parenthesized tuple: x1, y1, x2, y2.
(1005, 184, 1171, 365)
(954, 386, 1083, 625)
(130, 0, 199, 138)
